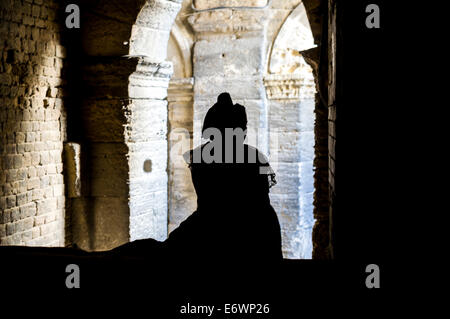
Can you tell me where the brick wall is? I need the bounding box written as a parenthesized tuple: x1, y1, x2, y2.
(0, 0, 66, 246)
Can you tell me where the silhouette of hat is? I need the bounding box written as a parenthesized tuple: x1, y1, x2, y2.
(202, 93, 247, 137)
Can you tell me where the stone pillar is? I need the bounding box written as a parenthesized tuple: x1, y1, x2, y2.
(264, 72, 316, 259)
(188, 4, 270, 154)
(74, 58, 175, 249)
(126, 0, 183, 243)
(127, 60, 173, 242)
(0, 0, 67, 247)
(167, 78, 197, 233)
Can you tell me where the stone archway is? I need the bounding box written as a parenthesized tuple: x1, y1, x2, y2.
(264, 1, 317, 259)
(70, 0, 183, 251)
(127, 0, 184, 243)
(166, 13, 197, 233)
(68, 0, 331, 258)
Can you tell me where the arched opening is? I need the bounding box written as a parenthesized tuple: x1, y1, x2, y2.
(163, 0, 322, 259)
(166, 5, 196, 233)
(264, 2, 316, 258)
(126, 0, 184, 242)
(66, 0, 184, 251)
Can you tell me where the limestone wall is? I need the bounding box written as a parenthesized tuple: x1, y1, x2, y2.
(268, 97, 315, 259)
(267, 1, 317, 259)
(167, 78, 196, 233)
(0, 0, 66, 246)
(167, 1, 197, 233)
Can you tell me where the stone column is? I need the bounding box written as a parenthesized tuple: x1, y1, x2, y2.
(264, 72, 316, 259)
(74, 59, 175, 249)
(127, 60, 173, 242)
(167, 78, 197, 233)
(72, 56, 140, 251)
(188, 3, 270, 154)
(126, 0, 184, 243)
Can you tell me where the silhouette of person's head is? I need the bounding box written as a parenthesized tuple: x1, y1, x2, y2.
(202, 93, 247, 141)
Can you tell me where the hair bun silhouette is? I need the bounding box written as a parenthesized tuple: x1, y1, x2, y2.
(217, 92, 233, 105)
(202, 93, 248, 137)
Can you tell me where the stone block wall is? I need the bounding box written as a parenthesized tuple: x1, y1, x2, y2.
(189, 7, 270, 155)
(264, 0, 317, 259)
(167, 78, 196, 233)
(0, 0, 66, 246)
(166, 4, 197, 233)
(269, 98, 315, 259)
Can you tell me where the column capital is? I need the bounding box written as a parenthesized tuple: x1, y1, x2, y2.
(168, 77, 194, 103)
(132, 59, 173, 79)
(129, 60, 174, 100)
(263, 74, 316, 101)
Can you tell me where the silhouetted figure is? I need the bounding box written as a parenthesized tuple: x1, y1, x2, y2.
(164, 93, 282, 266)
(111, 93, 282, 267)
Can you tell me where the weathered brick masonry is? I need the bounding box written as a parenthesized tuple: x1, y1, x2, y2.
(0, 0, 66, 246)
